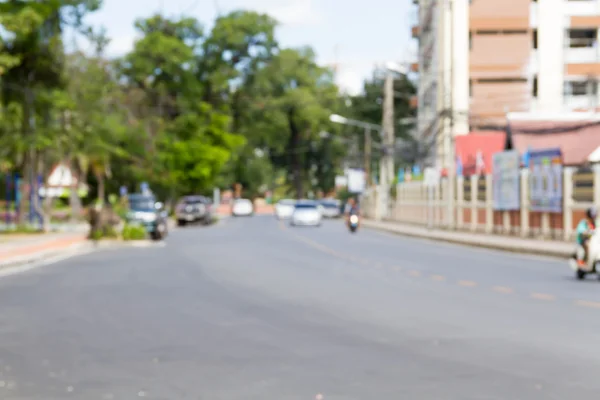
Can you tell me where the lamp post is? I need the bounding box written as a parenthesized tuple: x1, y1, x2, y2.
(329, 114, 383, 186)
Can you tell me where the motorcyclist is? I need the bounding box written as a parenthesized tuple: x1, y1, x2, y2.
(575, 206, 597, 267)
(344, 197, 360, 227)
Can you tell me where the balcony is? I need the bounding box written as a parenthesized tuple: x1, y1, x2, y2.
(565, 0, 598, 16)
(528, 50, 538, 74)
(565, 35, 600, 64)
(530, 2, 537, 27)
(565, 46, 600, 63)
(564, 95, 598, 111)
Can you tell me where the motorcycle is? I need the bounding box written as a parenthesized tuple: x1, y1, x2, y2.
(569, 230, 600, 280)
(348, 214, 359, 233)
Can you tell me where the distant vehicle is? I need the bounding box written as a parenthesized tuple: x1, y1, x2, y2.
(176, 195, 213, 226)
(348, 214, 359, 233)
(290, 201, 322, 227)
(275, 199, 296, 220)
(126, 193, 168, 240)
(232, 198, 254, 217)
(319, 199, 341, 218)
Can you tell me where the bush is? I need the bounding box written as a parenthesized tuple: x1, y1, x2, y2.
(122, 223, 147, 240)
(0, 225, 43, 235)
(88, 224, 119, 241)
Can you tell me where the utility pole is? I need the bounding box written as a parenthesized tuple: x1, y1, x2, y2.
(445, 0, 456, 228)
(364, 127, 371, 186)
(381, 71, 395, 186)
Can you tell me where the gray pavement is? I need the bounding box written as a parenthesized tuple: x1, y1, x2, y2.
(362, 219, 573, 257)
(0, 215, 598, 399)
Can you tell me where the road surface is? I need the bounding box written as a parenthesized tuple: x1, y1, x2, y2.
(0, 216, 598, 399)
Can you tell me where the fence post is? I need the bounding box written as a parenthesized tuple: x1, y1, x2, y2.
(374, 186, 381, 221)
(563, 167, 575, 241)
(470, 174, 478, 232)
(456, 176, 464, 229)
(485, 174, 493, 233)
(520, 169, 530, 237)
(593, 164, 600, 209)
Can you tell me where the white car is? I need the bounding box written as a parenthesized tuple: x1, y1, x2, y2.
(231, 199, 253, 216)
(275, 199, 296, 219)
(319, 199, 341, 218)
(290, 202, 322, 227)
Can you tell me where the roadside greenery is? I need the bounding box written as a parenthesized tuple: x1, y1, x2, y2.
(121, 224, 146, 241)
(0, 1, 416, 226)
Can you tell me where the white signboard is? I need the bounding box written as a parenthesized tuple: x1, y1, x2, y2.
(423, 167, 440, 187)
(492, 150, 520, 210)
(346, 168, 366, 193)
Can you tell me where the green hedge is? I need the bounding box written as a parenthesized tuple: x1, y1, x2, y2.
(122, 224, 147, 240)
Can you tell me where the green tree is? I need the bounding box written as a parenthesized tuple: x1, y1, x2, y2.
(243, 47, 340, 198)
(118, 14, 244, 198)
(347, 71, 418, 168)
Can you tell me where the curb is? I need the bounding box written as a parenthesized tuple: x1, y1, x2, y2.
(0, 240, 95, 270)
(362, 220, 572, 259)
(0, 238, 166, 271)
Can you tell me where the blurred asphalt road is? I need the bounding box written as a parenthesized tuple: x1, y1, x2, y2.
(0, 215, 599, 399)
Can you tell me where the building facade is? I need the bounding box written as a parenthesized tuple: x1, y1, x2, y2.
(411, 0, 600, 168)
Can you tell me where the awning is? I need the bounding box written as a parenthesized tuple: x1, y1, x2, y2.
(511, 120, 600, 165)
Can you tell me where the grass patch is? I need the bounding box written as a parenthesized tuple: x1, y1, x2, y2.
(0, 225, 43, 235)
(122, 223, 147, 240)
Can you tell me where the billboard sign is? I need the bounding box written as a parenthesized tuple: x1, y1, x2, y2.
(346, 168, 366, 193)
(528, 148, 563, 212)
(492, 151, 520, 210)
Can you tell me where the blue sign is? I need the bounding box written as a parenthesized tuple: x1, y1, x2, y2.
(456, 156, 463, 177)
(529, 148, 563, 213)
(398, 168, 405, 183)
(412, 165, 421, 177)
(120, 186, 128, 197)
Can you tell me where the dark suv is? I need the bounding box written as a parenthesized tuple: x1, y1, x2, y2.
(126, 194, 169, 240)
(176, 195, 213, 226)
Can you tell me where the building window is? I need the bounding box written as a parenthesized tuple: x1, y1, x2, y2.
(568, 29, 597, 48)
(532, 76, 538, 97)
(477, 78, 527, 83)
(469, 31, 472, 50)
(469, 79, 472, 97)
(475, 30, 527, 35)
(565, 80, 598, 96)
(532, 29, 538, 49)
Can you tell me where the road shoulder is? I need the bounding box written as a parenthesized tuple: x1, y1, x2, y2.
(363, 219, 572, 258)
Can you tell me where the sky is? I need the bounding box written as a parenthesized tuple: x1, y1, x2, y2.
(76, 0, 417, 95)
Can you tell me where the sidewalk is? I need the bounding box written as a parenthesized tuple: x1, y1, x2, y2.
(363, 219, 573, 258)
(0, 232, 90, 268)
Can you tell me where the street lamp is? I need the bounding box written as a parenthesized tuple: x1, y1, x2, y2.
(384, 61, 408, 75)
(329, 114, 384, 134)
(329, 114, 347, 125)
(329, 113, 384, 187)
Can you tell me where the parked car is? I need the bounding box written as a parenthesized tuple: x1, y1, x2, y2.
(319, 199, 341, 218)
(176, 195, 213, 226)
(126, 193, 168, 240)
(275, 199, 296, 219)
(232, 198, 254, 216)
(290, 201, 322, 227)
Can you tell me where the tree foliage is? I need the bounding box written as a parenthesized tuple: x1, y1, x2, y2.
(0, 4, 417, 222)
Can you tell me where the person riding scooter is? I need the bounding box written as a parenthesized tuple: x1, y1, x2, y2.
(575, 207, 598, 267)
(344, 197, 361, 228)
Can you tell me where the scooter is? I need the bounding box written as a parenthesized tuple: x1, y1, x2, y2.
(569, 230, 600, 280)
(348, 214, 359, 233)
